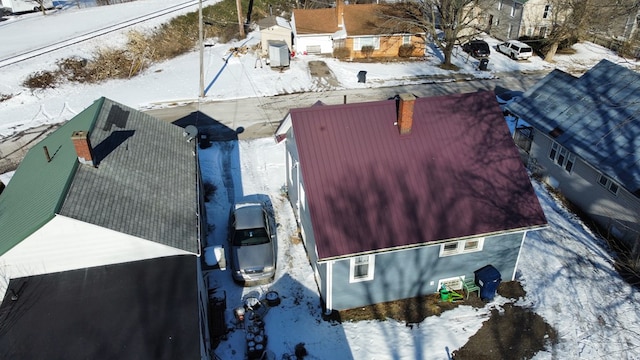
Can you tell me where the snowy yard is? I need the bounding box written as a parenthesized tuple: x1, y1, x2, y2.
(1, 0, 640, 358)
(197, 138, 640, 360)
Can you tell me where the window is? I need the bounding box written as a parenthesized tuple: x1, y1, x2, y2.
(350, 255, 375, 282)
(354, 36, 380, 50)
(442, 242, 458, 255)
(565, 153, 575, 172)
(549, 142, 558, 161)
(543, 4, 552, 19)
(498, 0, 503, 10)
(402, 35, 411, 45)
(549, 141, 576, 173)
(598, 174, 620, 195)
(438, 277, 463, 291)
(464, 240, 480, 251)
(510, 1, 516, 16)
(440, 238, 484, 257)
(539, 26, 548, 37)
(507, 24, 513, 38)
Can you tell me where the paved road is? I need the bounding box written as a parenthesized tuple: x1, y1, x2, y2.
(0, 70, 548, 174)
(145, 70, 548, 139)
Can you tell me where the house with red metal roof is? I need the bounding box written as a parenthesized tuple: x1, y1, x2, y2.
(284, 91, 547, 311)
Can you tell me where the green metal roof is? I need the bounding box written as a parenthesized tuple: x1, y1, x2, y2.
(0, 97, 200, 257)
(0, 98, 103, 256)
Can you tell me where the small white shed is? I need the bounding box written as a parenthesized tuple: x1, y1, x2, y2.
(258, 16, 292, 57)
(268, 40, 290, 68)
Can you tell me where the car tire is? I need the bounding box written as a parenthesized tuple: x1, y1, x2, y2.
(510, 53, 516, 60)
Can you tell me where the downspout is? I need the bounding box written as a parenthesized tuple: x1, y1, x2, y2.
(295, 161, 301, 218)
(324, 260, 334, 314)
(512, 230, 528, 281)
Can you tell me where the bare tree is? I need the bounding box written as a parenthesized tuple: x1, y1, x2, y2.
(379, 0, 496, 68)
(543, 0, 639, 62)
(35, 0, 48, 15)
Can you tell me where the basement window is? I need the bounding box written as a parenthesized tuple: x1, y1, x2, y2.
(440, 239, 484, 257)
(438, 277, 463, 291)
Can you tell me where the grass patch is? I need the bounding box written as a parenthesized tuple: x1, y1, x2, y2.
(23, 0, 295, 89)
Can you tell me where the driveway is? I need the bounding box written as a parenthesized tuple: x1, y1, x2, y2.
(308, 60, 340, 90)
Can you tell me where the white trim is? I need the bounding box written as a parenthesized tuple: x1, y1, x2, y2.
(349, 255, 375, 283)
(439, 238, 484, 257)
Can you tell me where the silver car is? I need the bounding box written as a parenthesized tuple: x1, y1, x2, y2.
(228, 201, 277, 285)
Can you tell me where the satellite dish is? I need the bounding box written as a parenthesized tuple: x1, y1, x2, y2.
(184, 125, 198, 142)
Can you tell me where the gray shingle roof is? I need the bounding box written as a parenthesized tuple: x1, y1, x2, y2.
(506, 59, 640, 193)
(59, 99, 199, 253)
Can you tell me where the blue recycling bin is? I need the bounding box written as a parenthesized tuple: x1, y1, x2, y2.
(474, 265, 501, 301)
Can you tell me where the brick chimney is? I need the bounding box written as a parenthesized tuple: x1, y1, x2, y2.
(71, 131, 95, 166)
(397, 93, 416, 135)
(337, 0, 344, 28)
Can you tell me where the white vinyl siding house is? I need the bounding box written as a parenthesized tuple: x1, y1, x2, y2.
(0, 215, 190, 283)
(506, 60, 640, 258)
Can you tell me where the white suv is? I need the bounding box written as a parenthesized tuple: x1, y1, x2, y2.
(497, 40, 533, 60)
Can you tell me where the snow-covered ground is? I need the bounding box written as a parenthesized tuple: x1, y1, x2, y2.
(2, 1, 640, 359)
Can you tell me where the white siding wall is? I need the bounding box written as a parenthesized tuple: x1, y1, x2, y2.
(260, 27, 293, 56)
(0, 215, 190, 299)
(294, 35, 334, 54)
(529, 129, 640, 245)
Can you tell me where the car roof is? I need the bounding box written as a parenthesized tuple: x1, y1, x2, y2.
(234, 203, 265, 230)
(506, 40, 530, 48)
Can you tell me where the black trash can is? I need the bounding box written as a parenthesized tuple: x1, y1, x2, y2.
(479, 58, 489, 71)
(474, 265, 501, 300)
(357, 70, 367, 83)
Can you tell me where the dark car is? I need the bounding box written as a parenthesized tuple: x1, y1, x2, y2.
(228, 201, 277, 285)
(462, 40, 490, 58)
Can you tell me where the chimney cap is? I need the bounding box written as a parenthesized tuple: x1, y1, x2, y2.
(399, 93, 416, 101)
(71, 130, 89, 139)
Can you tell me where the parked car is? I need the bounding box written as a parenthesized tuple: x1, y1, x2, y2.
(462, 40, 490, 58)
(497, 40, 533, 60)
(228, 201, 277, 285)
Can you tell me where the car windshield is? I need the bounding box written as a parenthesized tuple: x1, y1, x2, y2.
(474, 43, 489, 51)
(234, 228, 269, 246)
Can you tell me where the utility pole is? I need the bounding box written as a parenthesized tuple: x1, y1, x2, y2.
(199, 0, 205, 98)
(236, 0, 245, 38)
